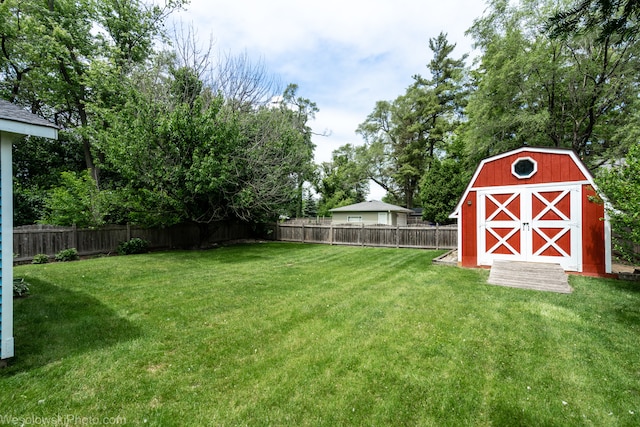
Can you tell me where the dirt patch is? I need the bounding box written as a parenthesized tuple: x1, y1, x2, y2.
(433, 249, 458, 266)
(614, 262, 640, 281)
(612, 263, 639, 274)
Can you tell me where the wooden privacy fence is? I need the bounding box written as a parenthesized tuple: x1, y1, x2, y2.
(274, 223, 457, 250)
(13, 222, 459, 263)
(13, 222, 254, 263)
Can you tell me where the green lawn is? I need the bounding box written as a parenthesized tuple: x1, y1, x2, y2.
(1, 242, 639, 426)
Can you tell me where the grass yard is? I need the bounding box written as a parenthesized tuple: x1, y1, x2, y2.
(1, 242, 639, 426)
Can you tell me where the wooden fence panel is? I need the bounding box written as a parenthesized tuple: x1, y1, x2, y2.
(304, 225, 330, 243)
(438, 227, 458, 249)
(13, 222, 458, 263)
(131, 227, 174, 250)
(274, 223, 457, 250)
(332, 226, 364, 246)
(363, 226, 398, 248)
(76, 226, 129, 255)
(398, 227, 432, 248)
(276, 224, 303, 242)
(14, 227, 75, 261)
(13, 222, 254, 263)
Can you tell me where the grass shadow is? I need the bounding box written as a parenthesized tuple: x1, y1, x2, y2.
(608, 277, 640, 293)
(2, 278, 141, 376)
(488, 402, 558, 427)
(609, 279, 640, 327)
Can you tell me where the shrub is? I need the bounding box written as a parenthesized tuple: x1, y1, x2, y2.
(40, 170, 114, 228)
(117, 238, 150, 255)
(13, 278, 30, 297)
(596, 143, 640, 263)
(55, 248, 79, 262)
(32, 253, 50, 264)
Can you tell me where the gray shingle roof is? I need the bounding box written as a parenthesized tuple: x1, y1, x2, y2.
(0, 99, 58, 129)
(330, 200, 413, 213)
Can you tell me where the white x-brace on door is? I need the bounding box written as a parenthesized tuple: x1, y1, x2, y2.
(477, 184, 582, 271)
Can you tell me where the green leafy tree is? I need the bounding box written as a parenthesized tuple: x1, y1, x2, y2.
(97, 64, 238, 226)
(419, 138, 471, 224)
(596, 144, 640, 262)
(279, 84, 318, 218)
(412, 33, 468, 159)
(13, 133, 85, 225)
(0, 0, 186, 186)
(466, 0, 639, 167)
(2, 0, 185, 226)
(40, 170, 114, 227)
(547, 0, 640, 40)
(419, 158, 468, 224)
(357, 33, 467, 207)
(355, 101, 397, 199)
(314, 144, 369, 216)
(97, 56, 316, 226)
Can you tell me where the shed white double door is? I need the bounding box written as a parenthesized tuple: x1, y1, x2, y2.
(477, 184, 582, 271)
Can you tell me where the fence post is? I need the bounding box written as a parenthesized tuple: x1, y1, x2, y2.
(126, 223, 132, 241)
(72, 223, 78, 250)
(361, 223, 365, 247)
(329, 223, 334, 245)
(301, 223, 305, 243)
(396, 225, 400, 248)
(435, 224, 440, 250)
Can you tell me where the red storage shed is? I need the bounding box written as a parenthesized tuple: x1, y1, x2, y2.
(450, 147, 611, 275)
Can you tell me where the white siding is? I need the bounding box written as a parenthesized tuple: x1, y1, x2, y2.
(397, 213, 407, 226)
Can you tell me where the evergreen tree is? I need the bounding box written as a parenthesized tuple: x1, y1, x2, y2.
(357, 33, 467, 207)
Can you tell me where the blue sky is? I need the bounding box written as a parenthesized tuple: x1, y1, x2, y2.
(170, 0, 489, 199)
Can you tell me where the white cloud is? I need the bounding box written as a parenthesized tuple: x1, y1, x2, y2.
(311, 107, 364, 163)
(170, 0, 489, 199)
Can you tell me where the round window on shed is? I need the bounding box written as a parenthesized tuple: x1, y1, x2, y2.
(511, 157, 537, 179)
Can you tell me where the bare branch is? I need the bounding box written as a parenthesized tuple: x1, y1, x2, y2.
(170, 20, 214, 79)
(211, 50, 282, 108)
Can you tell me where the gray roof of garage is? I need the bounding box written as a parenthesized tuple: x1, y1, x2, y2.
(330, 200, 413, 213)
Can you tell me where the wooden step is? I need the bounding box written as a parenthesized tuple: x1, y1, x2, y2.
(487, 260, 572, 293)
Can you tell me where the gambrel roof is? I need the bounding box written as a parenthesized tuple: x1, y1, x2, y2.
(450, 146, 595, 219)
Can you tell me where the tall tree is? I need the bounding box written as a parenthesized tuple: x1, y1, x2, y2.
(419, 136, 471, 224)
(465, 0, 640, 167)
(279, 84, 318, 218)
(96, 57, 237, 226)
(547, 0, 640, 40)
(357, 33, 467, 208)
(547, 0, 640, 261)
(413, 33, 468, 159)
(96, 54, 317, 226)
(0, 0, 186, 186)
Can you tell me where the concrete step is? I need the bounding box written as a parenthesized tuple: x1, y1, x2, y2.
(487, 260, 572, 293)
